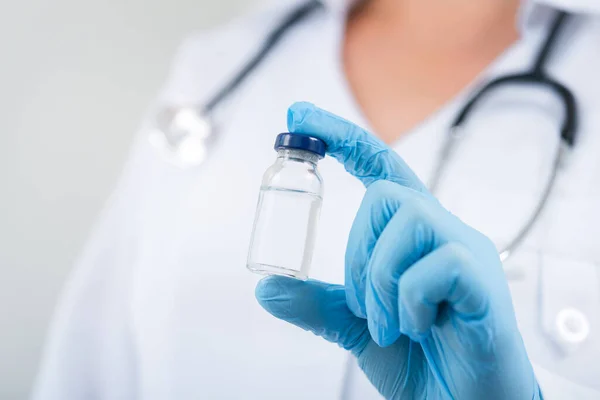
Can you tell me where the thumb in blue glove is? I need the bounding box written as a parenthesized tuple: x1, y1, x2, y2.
(256, 102, 541, 400)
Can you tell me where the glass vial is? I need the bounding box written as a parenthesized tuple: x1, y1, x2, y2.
(247, 133, 326, 280)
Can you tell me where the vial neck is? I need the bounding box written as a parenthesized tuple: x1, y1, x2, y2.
(277, 149, 320, 165)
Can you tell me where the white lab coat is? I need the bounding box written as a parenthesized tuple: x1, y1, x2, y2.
(33, 0, 600, 399)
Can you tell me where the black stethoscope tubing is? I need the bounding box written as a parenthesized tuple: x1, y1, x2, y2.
(452, 10, 577, 147)
(202, 0, 324, 115)
(202, 2, 577, 150)
(196, 2, 578, 262)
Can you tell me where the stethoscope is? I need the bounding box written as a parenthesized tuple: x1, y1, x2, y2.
(150, 2, 589, 391)
(151, 1, 578, 264)
(149, 0, 325, 168)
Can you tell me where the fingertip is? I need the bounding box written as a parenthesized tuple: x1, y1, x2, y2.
(287, 101, 316, 132)
(380, 333, 401, 347)
(402, 329, 431, 343)
(368, 315, 401, 347)
(255, 275, 298, 304)
(398, 292, 433, 342)
(367, 317, 386, 347)
(255, 275, 280, 301)
(255, 276, 302, 320)
(347, 295, 367, 320)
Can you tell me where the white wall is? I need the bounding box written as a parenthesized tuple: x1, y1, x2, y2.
(0, 0, 262, 398)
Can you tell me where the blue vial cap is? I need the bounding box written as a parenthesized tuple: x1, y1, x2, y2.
(274, 133, 326, 158)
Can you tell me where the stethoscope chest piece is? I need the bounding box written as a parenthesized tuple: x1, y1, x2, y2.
(149, 106, 214, 168)
(148, 1, 325, 169)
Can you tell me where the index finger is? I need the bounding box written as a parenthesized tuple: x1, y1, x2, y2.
(287, 102, 429, 194)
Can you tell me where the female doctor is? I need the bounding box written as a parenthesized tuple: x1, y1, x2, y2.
(33, 0, 600, 399)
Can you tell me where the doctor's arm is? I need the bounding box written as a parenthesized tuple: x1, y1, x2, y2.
(31, 33, 211, 399)
(31, 140, 146, 399)
(256, 103, 542, 400)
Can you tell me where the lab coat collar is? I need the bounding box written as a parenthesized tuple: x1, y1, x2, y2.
(320, 0, 600, 19)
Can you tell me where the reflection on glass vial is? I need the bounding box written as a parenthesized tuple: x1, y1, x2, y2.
(247, 133, 326, 280)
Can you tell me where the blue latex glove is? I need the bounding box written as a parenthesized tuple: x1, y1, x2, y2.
(256, 102, 541, 400)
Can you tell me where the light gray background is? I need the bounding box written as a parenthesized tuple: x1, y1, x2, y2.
(0, 0, 263, 398)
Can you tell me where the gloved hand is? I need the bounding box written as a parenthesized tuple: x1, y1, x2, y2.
(255, 102, 541, 400)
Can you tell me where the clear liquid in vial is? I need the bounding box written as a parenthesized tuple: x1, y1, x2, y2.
(247, 186, 322, 280)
